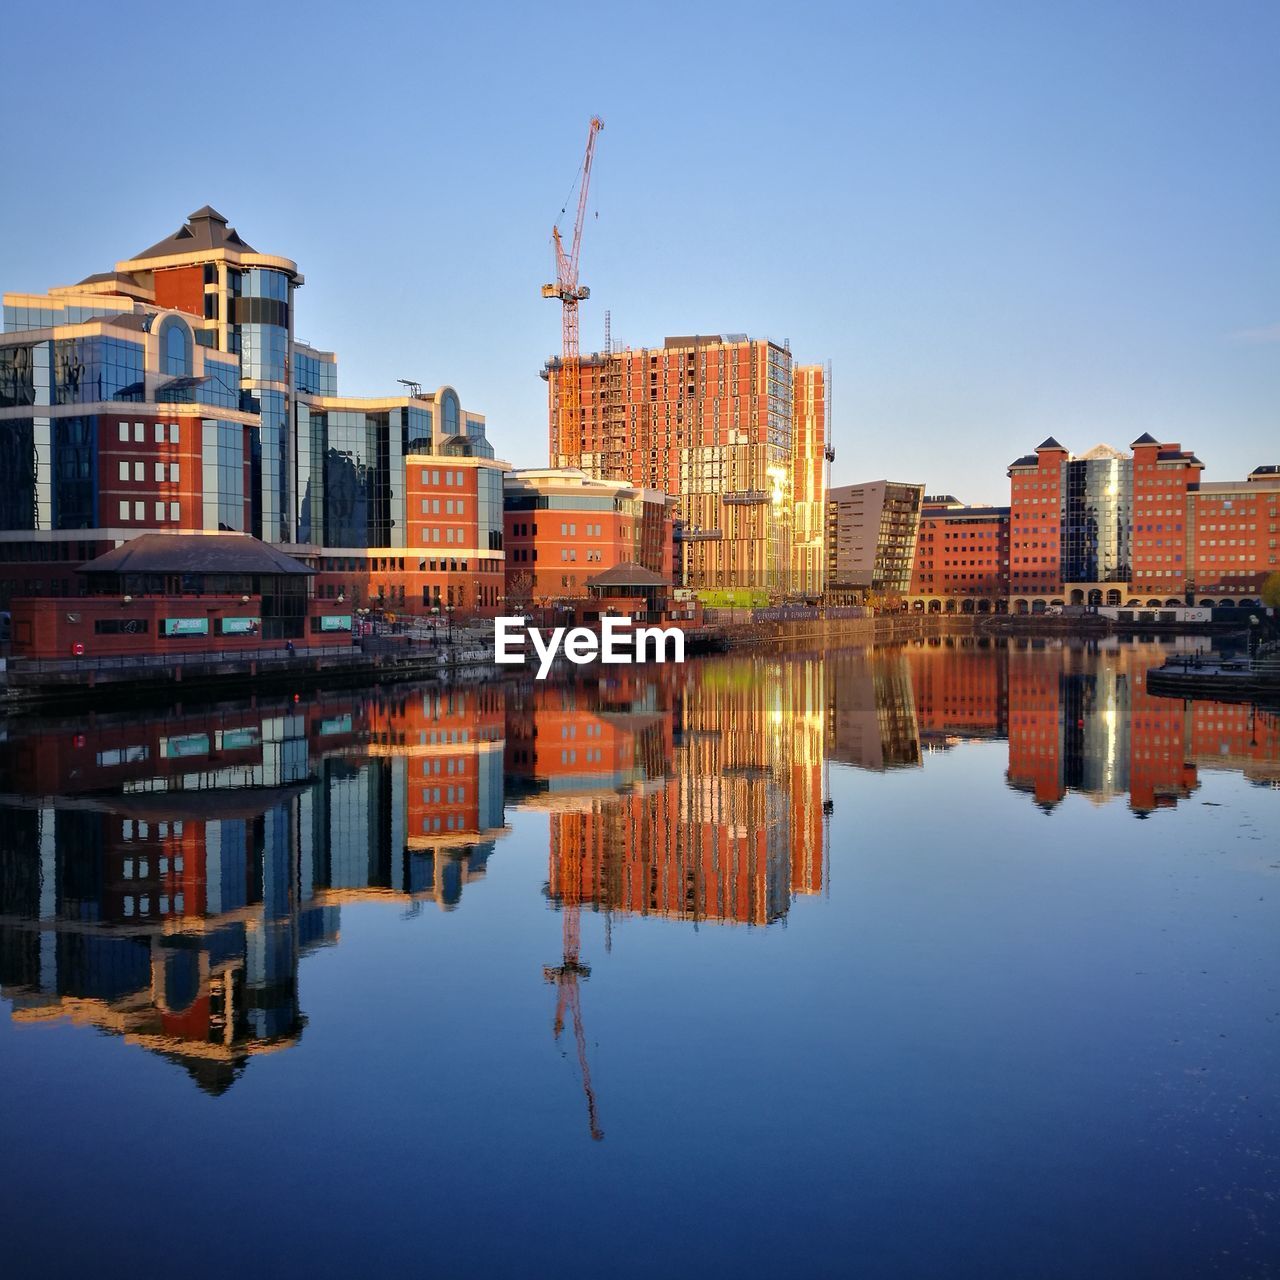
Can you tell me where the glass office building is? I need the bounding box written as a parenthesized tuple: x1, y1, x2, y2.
(0, 207, 505, 612)
(1060, 445, 1133, 585)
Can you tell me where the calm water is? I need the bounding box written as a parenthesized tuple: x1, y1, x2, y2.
(1, 638, 1278, 1279)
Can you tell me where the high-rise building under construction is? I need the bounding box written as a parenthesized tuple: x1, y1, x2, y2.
(544, 334, 826, 598)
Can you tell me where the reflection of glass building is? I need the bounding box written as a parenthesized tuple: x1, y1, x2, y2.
(0, 684, 513, 1089)
(826, 648, 921, 770)
(0, 796, 336, 1095)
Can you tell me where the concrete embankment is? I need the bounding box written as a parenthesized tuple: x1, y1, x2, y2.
(3, 609, 1266, 713)
(1, 639, 501, 712)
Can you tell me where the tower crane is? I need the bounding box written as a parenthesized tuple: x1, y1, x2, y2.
(543, 843, 604, 1141)
(543, 116, 604, 462)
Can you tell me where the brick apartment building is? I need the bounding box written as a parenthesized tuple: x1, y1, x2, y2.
(906, 435, 1278, 612)
(544, 334, 826, 599)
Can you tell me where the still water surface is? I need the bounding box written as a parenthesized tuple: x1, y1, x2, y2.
(1, 639, 1278, 1278)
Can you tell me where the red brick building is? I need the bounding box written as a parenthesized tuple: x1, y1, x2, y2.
(545, 335, 826, 597)
(1188, 468, 1280, 604)
(1129, 434, 1201, 601)
(1008, 437, 1068, 601)
(907, 497, 1011, 612)
(502, 468, 674, 610)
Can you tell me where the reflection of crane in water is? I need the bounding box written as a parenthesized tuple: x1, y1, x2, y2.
(544, 858, 604, 1141)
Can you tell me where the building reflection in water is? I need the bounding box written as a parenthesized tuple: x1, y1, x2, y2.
(1, 640, 1276, 1096)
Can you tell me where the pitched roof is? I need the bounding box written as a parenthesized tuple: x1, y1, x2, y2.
(1130, 432, 1160, 446)
(130, 206, 256, 261)
(1080, 443, 1127, 461)
(81, 533, 314, 577)
(586, 562, 669, 590)
(1036, 436, 1066, 451)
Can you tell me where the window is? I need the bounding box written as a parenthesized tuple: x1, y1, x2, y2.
(155, 501, 165, 520)
(170, 502, 180, 520)
(155, 424, 165, 443)
(155, 462, 165, 482)
(134, 461, 144, 481)
(170, 463, 179, 483)
(134, 423, 144, 442)
(119, 500, 129, 520)
(118, 461, 129, 482)
(134, 501, 144, 520)
(169, 423, 180, 444)
(119, 423, 129, 443)
(160, 316, 192, 377)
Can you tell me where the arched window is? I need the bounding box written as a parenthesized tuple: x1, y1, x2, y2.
(160, 316, 192, 377)
(440, 387, 460, 438)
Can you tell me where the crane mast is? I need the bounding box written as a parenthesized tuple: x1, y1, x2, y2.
(544, 116, 604, 462)
(544, 839, 604, 1141)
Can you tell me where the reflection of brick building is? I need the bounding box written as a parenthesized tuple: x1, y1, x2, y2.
(1006, 648, 1065, 808)
(539, 658, 825, 925)
(904, 641, 1007, 742)
(545, 335, 826, 597)
(1186, 699, 1280, 785)
(1005, 644, 1203, 814)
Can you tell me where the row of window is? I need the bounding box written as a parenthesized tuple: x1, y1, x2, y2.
(119, 421, 182, 444)
(118, 501, 182, 522)
(420, 787, 467, 803)
(421, 758, 467, 775)
(119, 854, 184, 877)
(117, 461, 181, 483)
(122, 894, 183, 917)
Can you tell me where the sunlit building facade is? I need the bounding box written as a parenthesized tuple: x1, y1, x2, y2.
(544, 334, 826, 599)
(907, 496, 1011, 612)
(0, 207, 506, 614)
(1001, 434, 1275, 611)
(502, 468, 675, 607)
(827, 480, 924, 600)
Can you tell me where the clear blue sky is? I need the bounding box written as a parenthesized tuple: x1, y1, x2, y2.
(3, 0, 1276, 504)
